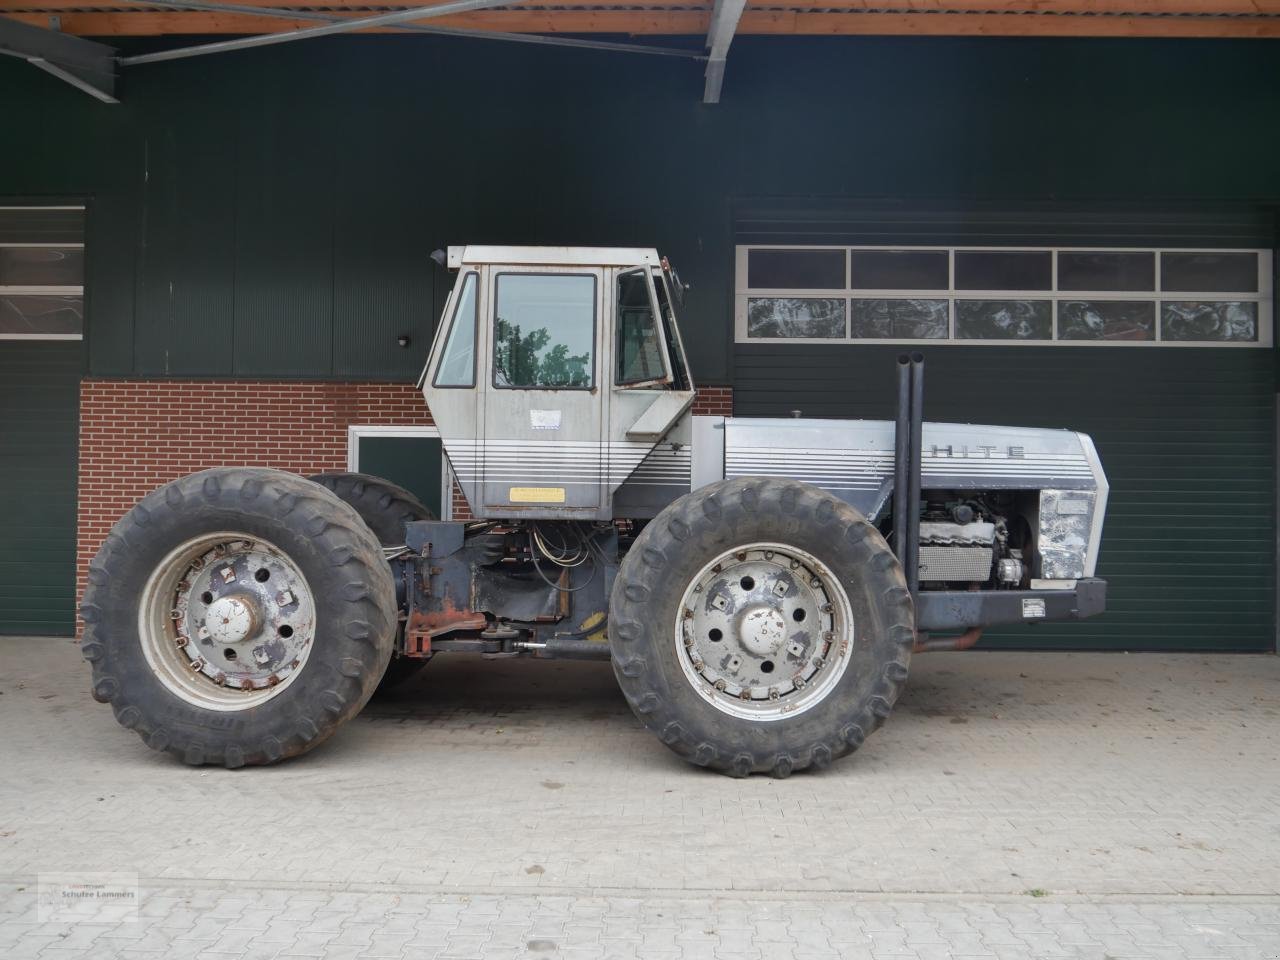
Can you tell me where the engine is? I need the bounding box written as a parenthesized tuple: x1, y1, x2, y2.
(916, 495, 1026, 588)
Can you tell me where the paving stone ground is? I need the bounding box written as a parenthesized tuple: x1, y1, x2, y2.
(2, 636, 1278, 958)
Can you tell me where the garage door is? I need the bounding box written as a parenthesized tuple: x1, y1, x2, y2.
(0, 206, 85, 635)
(732, 203, 1277, 652)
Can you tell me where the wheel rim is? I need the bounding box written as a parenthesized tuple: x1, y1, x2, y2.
(138, 532, 317, 711)
(674, 541, 854, 721)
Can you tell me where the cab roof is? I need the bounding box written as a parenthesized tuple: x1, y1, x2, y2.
(447, 245, 662, 269)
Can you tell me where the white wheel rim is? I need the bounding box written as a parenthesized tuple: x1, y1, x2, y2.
(673, 541, 855, 721)
(138, 532, 317, 711)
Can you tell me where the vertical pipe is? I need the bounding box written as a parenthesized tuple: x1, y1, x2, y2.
(906, 353, 925, 596)
(893, 354, 911, 562)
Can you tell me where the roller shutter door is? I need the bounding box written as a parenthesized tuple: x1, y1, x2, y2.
(732, 203, 1277, 652)
(0, 342, 81, 635)
(0, 207, 84, 635)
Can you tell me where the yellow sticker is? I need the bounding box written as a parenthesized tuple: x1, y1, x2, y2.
(509, 486, 566, 504)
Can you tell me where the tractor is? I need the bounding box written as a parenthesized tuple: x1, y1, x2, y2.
(81, 246, 1108, 776)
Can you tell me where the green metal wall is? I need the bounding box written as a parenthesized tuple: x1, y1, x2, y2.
(0, 342, 81, 635)
(1, 34, 1278, 646)
(3, 35, 1279, 384)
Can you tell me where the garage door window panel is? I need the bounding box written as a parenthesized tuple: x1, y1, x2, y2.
(0, 234, 84, 340)
(736, 244, 1271, 347)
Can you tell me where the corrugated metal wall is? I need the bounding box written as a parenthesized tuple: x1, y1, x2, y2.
(0, 342, 81, 635)
(733, 206, 1278, 651)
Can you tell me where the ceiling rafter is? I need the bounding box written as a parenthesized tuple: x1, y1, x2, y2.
(0, 14, 117, 100)
(703, 0, 746, 103)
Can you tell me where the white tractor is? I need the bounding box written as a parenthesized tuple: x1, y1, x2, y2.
(81, 246, 1108, 776)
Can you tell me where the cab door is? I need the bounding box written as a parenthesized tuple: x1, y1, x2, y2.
(479, 266, 606, 518)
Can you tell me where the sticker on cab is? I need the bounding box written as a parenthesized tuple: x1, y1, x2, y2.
(529, 409, 561, 430)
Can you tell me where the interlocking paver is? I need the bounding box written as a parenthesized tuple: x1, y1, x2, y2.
(3, 639, 1280, 958)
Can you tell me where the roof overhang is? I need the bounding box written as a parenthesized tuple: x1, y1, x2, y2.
(4, 1, 1278, 104)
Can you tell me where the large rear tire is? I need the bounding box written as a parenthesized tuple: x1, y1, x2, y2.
(609, 477, 915, 777)
(80, 467, 397, 767)
(306, 472, 434, 692)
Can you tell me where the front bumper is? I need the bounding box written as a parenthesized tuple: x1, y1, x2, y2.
(914, 578, 1107, 632)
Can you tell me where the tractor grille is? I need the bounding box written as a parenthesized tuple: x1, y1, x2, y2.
(917, 520, 996, 583)
(918, 545, 995, 582)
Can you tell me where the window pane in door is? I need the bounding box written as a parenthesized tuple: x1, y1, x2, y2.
(616, 270, 666, 384)
(850, 250, 948, 290)
(747, 249, 846, 289)
(1058, 301, 1155, 341)
(955, 300, 1051, 339)
(0, 295, 83, 336)
(1057, 252, 1155, 291)
(0, 247, 84, 286)
(1161, 302, 1258, 342)
(494, 274, 596, 388)
(850, 299, 948, 339)
(434, 273, 477, 387)
(747, 298, 845, 338)
(1160, 252, 1258, 293)
(954, 251, 1052, 290)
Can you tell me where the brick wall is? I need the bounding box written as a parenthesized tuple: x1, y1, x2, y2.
(77, 380, 732, 615)
(691, 385, 733, 416)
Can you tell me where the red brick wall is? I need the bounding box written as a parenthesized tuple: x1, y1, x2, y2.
(77, 380, 732, 616)
(691, 385, 733, 416)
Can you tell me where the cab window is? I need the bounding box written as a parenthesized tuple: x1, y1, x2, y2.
(493, 273, 596, 389)
(654, 270, 690, 391)
(616, 268, 669, 385)
(433, 272, 477, 387)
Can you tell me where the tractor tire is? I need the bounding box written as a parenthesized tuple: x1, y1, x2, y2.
(80, 467, 397, 767)
(306, 472, 435, 693)
(306, 472, 434, 546)
(609, 477, 915, 778)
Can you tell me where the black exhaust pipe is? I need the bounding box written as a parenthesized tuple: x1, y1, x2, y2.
(906, 353, 925, 596)
(893, 354, 911, 564)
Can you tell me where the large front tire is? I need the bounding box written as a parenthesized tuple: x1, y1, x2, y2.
(609, 477, 915, 777)
(80, 467, 397, 767)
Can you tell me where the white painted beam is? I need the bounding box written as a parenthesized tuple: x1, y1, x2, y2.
(702, 0, 747, 103)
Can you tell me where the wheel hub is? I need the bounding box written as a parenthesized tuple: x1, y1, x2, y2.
(139, 533, 317, 708)
(737, 604, 787, 656)
(205, 595, 258, 645)
(675, 542, 854, 721)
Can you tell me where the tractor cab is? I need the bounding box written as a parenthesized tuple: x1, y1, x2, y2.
(422, 246, 696, 520)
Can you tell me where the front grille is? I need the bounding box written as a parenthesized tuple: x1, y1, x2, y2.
(918, 546, 994, 582)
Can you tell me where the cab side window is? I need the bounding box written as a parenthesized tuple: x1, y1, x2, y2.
(616, 268, 669, 386)
(434, 272, 477, 387)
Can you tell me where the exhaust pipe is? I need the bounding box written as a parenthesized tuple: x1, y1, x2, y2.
(906, 353, 925, 597)
(893, 355, 911, 564)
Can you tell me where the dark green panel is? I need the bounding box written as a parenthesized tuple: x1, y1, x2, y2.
(330, 61, 437, 380)
(0, 341, 81, 635)
(357, 437, 443, 517)
(230, 54, 335, 376)
(733, 343, 1276, 652)
(132, 69, 239, 376)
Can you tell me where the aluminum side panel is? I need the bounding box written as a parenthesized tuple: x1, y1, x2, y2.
(723, 418, 1099, 519)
